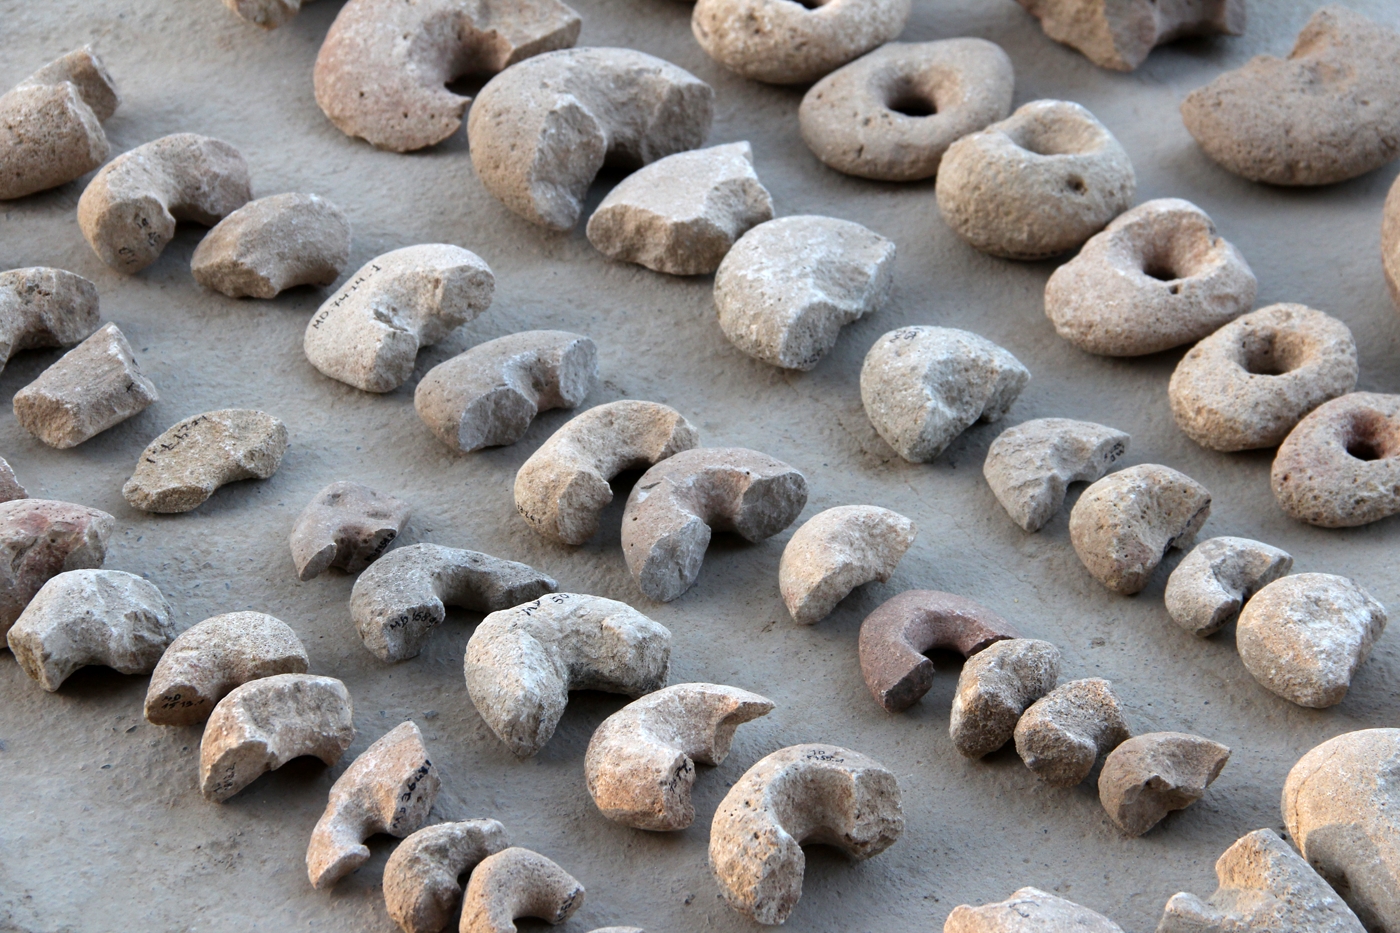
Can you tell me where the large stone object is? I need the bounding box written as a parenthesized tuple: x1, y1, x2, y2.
(122, 409, 288, 513)
(0, 267, 100, 374)
(383, 819, 510, 933)
(949, 638, 1061, 760)
(191, 193, 351, 299)
(1097, 732, 1230, 836)
(1016, 0, 1245, 71)
(0, 498, 113, 637)
(778, 505, 917, 625)
(983, 418, 1129, 532)
(1271, 392, 1400, 527)
(289, 481, 411, 581)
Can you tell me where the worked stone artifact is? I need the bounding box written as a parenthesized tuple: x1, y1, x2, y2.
(290, 481, 411, 581)
(0, 267, 100, 373)
(1015, 0, 1246, 71)
(123, 409, 288, 513)
(1163, 537, 1293, 637)
(191, 193, 351, 299)
(778, 505, 916, 625)
(1387, 175, 1400, 309)
(458, 847, 584, 933)
(949, 638, 1061, 760)
(383, 819, 510, 933)
(222, 0, 313, 28)
(1097, 732, 1230, 836)
(1014, 677, 1129, 787)
(0, 458, 26, 502)
(945, 887, 1124, 932)
(983, 418, 1129, 532)
(0, 498, 113, 636)
(1271, 392, 1400, 527)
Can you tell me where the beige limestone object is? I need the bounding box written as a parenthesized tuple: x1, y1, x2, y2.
(6, 569, 173, 692)
(383, 819, 510, 933)
(1271, 392, 1400, 527)
(199, 673, 354, 803)
(13, 323, 158, 449)
(0, 267, 100, 374)
(122, 409, 288, 513)
(458, 847, 584, 933)
(949, 638, 1061, 760)
(584, 682, 773, 831)
(1014, 677, 1129, 787)
(77, 133, 252, 274)
(1170, 303, 1359, 452)
(586, 142, 773, 276)
(1181, 6, 1400, 186)
(1097, 732, 1230, 836)
(351, 543, 557, 663)
(290, 481, 411, 581)
(415, 331, 598, 453)
(314, 0, 581, 153)
(1236, 573, 1386, 709)
(621, 447, 808, 603)
(304, 244, 495, 393)
(0, 458, 26, 502)
(945, 887, 1124, 932)
(1016, 0, 1245, 72)
(307, 720, 440, 889)
(714, 215, 896, 371)
(799, 39, 1014, 182)
(144, 611, 310, 726)
(0, 498, 113, 637)
(1163, 536, 1293, 637)
(861, 326, 1030, 463)
(469, 48, 714, 231)
(709, 744, 903, 925)
(191, 193, 351, 299)
(514, 400, 700, 545)
(936, 100, 1135, 260)
(983, 418, 1129, 532)
(465, 593, 671, 757)
(222, 0, 314, 29)
(1045, 199, 1257, 356)
(1387, 175, 1400, 310)
(778, 505, 916, 625)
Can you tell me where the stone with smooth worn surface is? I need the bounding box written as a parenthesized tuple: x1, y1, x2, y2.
(0, 267, 100, 374)
(1164, 537, 1293, 637)
(779, 505, 916, 625)
(1097, 732, 1230, 836)
(192, 193, 351, 299)
(1016, 0, 1246, 72)
(1014, 678, 1129, 787)
(122, 409, 288, 513)
(458, 847, 584, 933)
(1271, 392, 1400, 527)
(0, 498, 113, 638)
(984, 418, 1129, 532)
(949, 638, 1061, 760)
(383, 819, 510, 933)
(945, 887, 1124, 932)
(290, 481, 411, 582)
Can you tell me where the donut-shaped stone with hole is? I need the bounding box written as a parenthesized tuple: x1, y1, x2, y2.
(1271, 392, 1400, 528)
(1044, 199, 1256, 356)
(1170, 304, 1357, 452)
(798, 39, 1014, 182)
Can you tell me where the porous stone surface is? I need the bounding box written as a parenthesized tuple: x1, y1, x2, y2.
(191, 192, 351, 299)
(1236, 573, 1387, 708)
(778, 505, 916, 625)
(289, 481, 411, 581)
(0, 266, 100, 373)
(1163, 536, 1294, 637)
(945, 887, 1124, 932)
(1069, 464, 1211, 595)
(586, 142, 773, 276)
(0, 498, 113, 637)
(222, 0, 313, 29)
(1014, 677, 1129, 787)
(0, 457, 26, 502)
(1387, 174, 1400, 310)
(383, 819, 510, 933)
(983, 418, 1129, 532)
(1181, 6, 1400, 185)
(1097, 732, 1230, 836)
(936, 100, 1136, 260)
(714, 215, 896, 371)
(122, 409, 288, 513)
(949, 638, 1061, 760)
(861, 326, 1030, 463)
(459, 847, 584, 933)
(1169, 303, 1359, 452)
(1270, 392, 1400, 527)
(468, 48, 714, 231)
(1016, 0, 1246, 71)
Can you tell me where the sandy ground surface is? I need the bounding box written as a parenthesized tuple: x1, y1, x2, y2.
(2, 1, 1398, 931)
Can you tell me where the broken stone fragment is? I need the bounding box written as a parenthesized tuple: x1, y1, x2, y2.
(1097, 732, 1230, 836)
(458, 847, 584, 933)
(714, 215, 896, 371)
(223, 0, 313, 29)
(0, 458, 26, 502)
(945, 887, 1125, 933)
(586, 142, 773, 276)
(122, 409, 288, 513)
(861, 326, 1030, 463)
(0, 267, 100, 374)
(13, 323, 159, 449)
(77, 133, 252, 273)
(983, 418, 1129, 532)
(415, 331, 598, 453)
(383, 819, 510, 933)
(799, 39, 1014, 182)
(304, 244, 495, 393)
(290, 481, 411, 581)
(1016, 0, 1245, 72)
(1270, 392, 1400, 527)
(315, 0, 581, 152)
(778, 505, 916, 625)
(1181, 6, 1400, 185)
(6, 569, 173, 692)
(0, 498, 113, 637)
(1236, 573, 1386, 709)
(191, 193, 351, 299)
(1163, 536, 1293, 637)
(1387, 175, 1400, 311)
(1068, 464, 1211, 595)
(199, 672, 354, 803)
(949, 638, 1061, 760)
(1014, 677, 1129, 787)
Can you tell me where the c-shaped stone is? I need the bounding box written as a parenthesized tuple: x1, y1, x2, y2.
(778, 505, 917, 625)
(0, 267, 100, 373)
(458, 847, 584, 933)
(383, 819, 511, 933)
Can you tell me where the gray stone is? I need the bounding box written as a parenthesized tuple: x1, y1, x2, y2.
(1163, 536, 1293, 637)
(0, 267, 100, 374)
(983, 418, 1129, 532)
(0, 458, 25, 502)
(191, 193, 351, 299)
(1014, 677, 1129, 787)
(0, 47, 118, 200)
(289, 481, 411, 581)
(1097, 732, 1230, 836)
(122, 409, 288, 513)
(1387, 173, 1400, 311)
(778, 505, 916, 625)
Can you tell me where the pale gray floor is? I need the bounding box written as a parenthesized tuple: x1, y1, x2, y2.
(2, 2, 1398, 931)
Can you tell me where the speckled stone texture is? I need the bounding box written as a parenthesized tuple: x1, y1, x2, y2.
(945, 887, 1124, 932)
(0, 457, 26, 502)
(0, 267, 100, 374)
(1387, 174, 1400, 309)
(289, 481, 411, 581)
(1016, 0, 1246, 71)
(458, 847, 584, 933)
(983, 418, 1129, 532)
(191, 192, 351, 299)
(122, 408, 288, 513)
(223, 0, 314, 29)
(949, 638, 1061, 760)
(778, 505, 916, 625)
(1271, 392, 1400, 527)
(1097, 732, 1229, 836)
(1163, 536, 1293, 637)
(0, 498, 113, 637)
(382, 819, 510, 933)
(1014, 677, 1129, 787)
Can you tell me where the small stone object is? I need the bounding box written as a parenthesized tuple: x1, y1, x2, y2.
(469, 48, 714, 231)
(307, 721, 440, 889)
(585, 683, 773, 831)
(1097, 732, 1230, 836)
(6, 569, 173, 692)
(0, 47, 119, 200)
(1181, 6, 1400, 186)
(709, 744, 903, 925)
(351, 543, 557, 663)
(458, 848, 584, 933)
(778, 505, 916, 625)
(945, 887, 1125, 933)
(1045, 199, 1257, 357)
(1170, 303, 1358, 451)
(1158, 828, 1366, 933)
(383, 819, 510, 933)
(0, 498, 113, 637)
(798, 39, 1014, 182)
(222, 0, 313, 28)
(1236, 573, 1386, 709)
(77, 133, 252, 274)
(0, 458, 26, 502)
(13, 323, 159, 449)
(1069, 464, 1211, 595)
(199, 673, 355, 803)
(465, 593, 671, 758)
(714, 216, 896, 371)
(1271, 392, 1400, 527)
(861, 326, 1030, 463)
(514, 400, 700, 545)
(304, 244, 495, 393)
(415, 331, 598, 453)
(290, 481, 411, 581)
(936, 100, 1135, 260)
(122, 409, 288, 513)
(859, 590, 1019, 713)
(983, 418, 1129, 532)
(1014, 678, 1129, 787)
(191, 193, 351, 299)
(0, 267, 100, 374)
(621, 447, 808, 603)
(1016, 0, 1245, 72)
(949, 638, 1061, 760)
(1164, 537, 1293, 637)
(586, 142, 773, 276)
(315, 0, 581, 152)
(144, 611, 310, 726)
(691, 0, 910, 85)
(1386, 175, 1400, 310)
